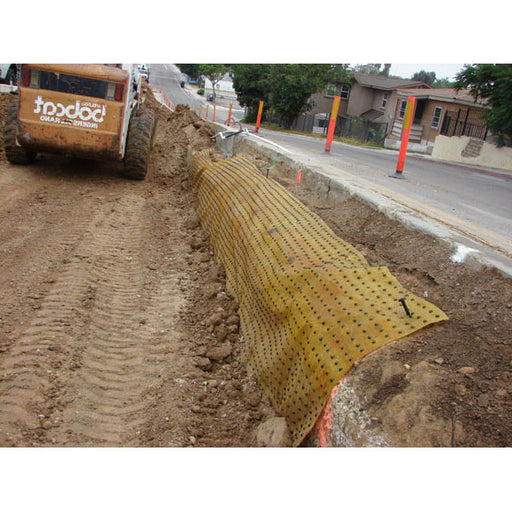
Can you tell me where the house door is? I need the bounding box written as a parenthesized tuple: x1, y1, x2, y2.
(413, 99, 426, 125)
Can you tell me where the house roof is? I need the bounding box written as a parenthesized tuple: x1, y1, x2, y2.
(353, 72, 430, 90)
(396, 88, 489, 108)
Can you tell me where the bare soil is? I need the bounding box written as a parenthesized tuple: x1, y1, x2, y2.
(0, 88, 275, 447)
(241, 147, 512, 446)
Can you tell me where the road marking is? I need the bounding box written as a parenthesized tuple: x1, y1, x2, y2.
(323, 166, 512, 255)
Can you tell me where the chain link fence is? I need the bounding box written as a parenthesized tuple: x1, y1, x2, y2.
(268, 112, 388, 145)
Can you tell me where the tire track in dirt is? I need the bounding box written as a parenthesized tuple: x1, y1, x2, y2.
(0, 236, 95, 444)
(0, 192, 186, 446)
(51, 193, 187, 446)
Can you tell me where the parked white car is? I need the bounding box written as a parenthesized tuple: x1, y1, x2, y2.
(138, 64, 149, 82)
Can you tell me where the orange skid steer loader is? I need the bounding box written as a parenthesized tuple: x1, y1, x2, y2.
(3, 63, 157, 180)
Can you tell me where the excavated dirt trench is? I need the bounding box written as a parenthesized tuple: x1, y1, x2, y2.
(1, 86, 511, 447)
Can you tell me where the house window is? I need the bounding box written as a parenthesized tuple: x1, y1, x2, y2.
(398, 100, 408, 119)
(431, 106, 443, 128)
(326, 83, 350, 99)
(326, 83, 338, 97)
(382, 92, 388, 108)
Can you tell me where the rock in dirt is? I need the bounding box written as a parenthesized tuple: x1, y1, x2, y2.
(226, 314, 240, 327)
(194, 357, 213, 371)
(246, 391, 262, 407)
(190, 237, 204, 250)
(202, 282, 222, 299)
(207, 343, 232, 361)
(214, 324, 228, 343)
(255, 417, 292, 447)
(455, 384, 467, 396)
(184, 213, 200, 230)
(206, 312, 225, 328)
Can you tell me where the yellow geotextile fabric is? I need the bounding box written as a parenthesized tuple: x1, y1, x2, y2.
(191, 150, 448, 446)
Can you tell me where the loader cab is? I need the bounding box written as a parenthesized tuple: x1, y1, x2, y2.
(15, 64, 140, 160)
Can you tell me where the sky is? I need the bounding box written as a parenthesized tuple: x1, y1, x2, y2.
(389, 64, 465, 80)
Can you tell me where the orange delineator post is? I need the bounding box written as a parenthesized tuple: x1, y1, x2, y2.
(205, 104, 209, 121)
(325, 96, 341, 152)
(255, 101, 264, 133)
(227, 103, 233, 126)
(394, 96, 416, 177)
(213, 104, 216, 122)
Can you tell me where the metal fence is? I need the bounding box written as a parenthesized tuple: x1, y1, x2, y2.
(270, 112, 388, 144)
(440, 108, 489, 140)
(332, 115, 388, 144)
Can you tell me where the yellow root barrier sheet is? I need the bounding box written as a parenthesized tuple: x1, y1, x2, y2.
(191, 150, 448, 446)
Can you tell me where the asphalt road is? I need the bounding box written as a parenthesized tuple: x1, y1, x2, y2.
(148, 63, 512, 261)
(148, 63, 244, 124)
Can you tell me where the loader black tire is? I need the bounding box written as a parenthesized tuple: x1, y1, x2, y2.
(122, 109, 157, 180)
(3, 100, 37, 165)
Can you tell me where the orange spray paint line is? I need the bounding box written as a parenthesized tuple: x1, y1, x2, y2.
(255, 100, 264, 133)
(227, 103, 233, 126)
(394, 96, 416, 177)
(325, 96, 341, 152)
(314, 379, 345, 447)
(296, 169, 302, 184)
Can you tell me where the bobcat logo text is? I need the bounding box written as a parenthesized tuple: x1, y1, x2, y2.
(33, 96, 106, 129)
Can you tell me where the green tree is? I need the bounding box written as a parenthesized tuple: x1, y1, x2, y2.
(454, 64, 512, 146)
(412, 70, 437, 86)
(267, 64, 332, 128)
(231, 64, 272, 120)
(433, 77, 455, 88)
(199, 64, 228, 101)
(231, 64, 349, 127)
(176, 64, 200, 80)
(325, 64, 351, 85)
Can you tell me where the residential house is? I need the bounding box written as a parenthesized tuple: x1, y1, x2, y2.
(385, 88, 489, 154)
(309, 72, 431, 129)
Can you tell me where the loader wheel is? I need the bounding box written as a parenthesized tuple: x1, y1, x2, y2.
(122, 109, 156, 180)
(3, 100, 36, 165)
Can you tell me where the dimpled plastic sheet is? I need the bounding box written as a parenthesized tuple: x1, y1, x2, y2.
(191, 149, 448, 446)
